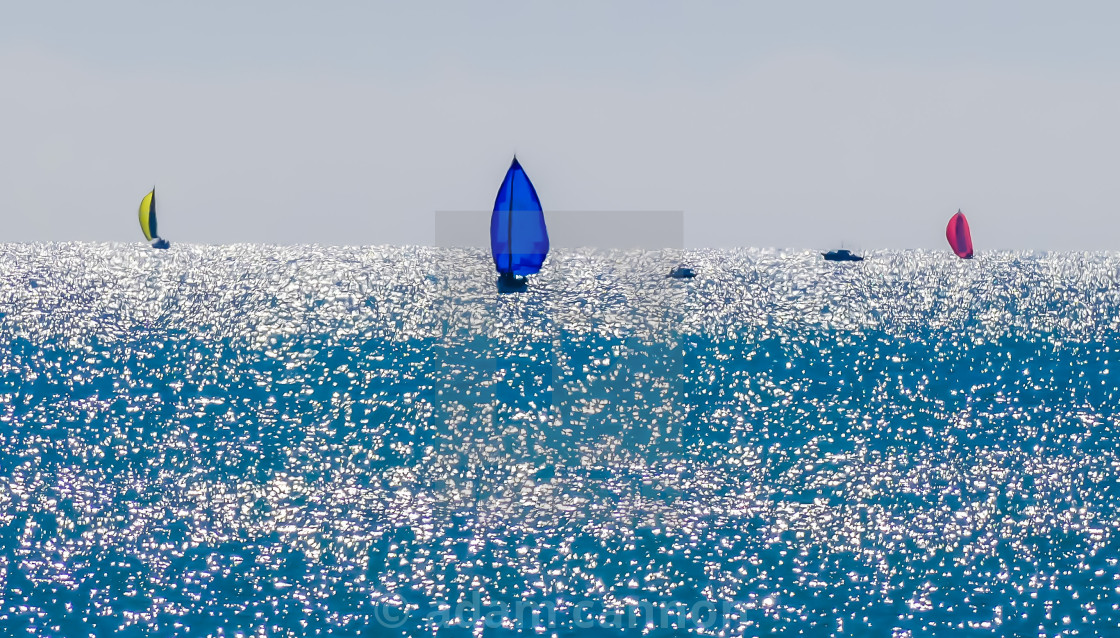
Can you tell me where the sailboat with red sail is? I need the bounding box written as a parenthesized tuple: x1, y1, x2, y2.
(946, 210, 973, 259)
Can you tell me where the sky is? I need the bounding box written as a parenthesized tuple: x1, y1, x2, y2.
(3, 1, 1120, 250)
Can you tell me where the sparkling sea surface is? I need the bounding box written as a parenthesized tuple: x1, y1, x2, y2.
(2, 244, 1119, 637)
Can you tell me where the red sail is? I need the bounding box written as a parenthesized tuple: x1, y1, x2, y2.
(946, 210, 973, 259)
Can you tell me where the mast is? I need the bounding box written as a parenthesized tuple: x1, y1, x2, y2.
(507, 162, 514, 274)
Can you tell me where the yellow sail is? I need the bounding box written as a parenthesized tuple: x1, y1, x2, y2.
(138, 189, 157, 241)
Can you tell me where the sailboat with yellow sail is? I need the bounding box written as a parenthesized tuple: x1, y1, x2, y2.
(138, 188, 170, 249)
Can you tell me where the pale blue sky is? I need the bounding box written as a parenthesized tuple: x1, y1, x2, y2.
(3, 2, 1120, 249)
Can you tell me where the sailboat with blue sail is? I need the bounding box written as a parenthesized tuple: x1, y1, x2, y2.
(138, 188, 170, 249)
(490, 157, 549, 291)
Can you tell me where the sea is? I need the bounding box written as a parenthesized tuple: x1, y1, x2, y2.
(1, 244, 1118, 637)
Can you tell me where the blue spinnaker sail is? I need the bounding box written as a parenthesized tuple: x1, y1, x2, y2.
(490, 157, 549, 276)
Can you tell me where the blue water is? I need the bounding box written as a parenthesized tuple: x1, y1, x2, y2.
(2, 244, 1119, 637)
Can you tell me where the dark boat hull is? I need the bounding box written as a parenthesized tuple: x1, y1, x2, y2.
(496, 273, 529, 293)
(822, 251, 862, 262)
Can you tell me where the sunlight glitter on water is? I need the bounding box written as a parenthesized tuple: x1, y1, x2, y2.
(1, 244, 1119, 636)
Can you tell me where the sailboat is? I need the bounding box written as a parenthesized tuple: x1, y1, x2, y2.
(946, 209, 973, 259)
(490, 157, 549, 291)
(138, 189, 170, 249)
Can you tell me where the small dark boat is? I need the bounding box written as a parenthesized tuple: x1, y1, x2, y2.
(822, 249, 863, 262)
(667, 264, 696, 279)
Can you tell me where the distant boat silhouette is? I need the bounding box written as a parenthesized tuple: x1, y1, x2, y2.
(138, 189, 170, 249)
(822, 249, 863, 262)
(490, 157, 549, 292)
(946, 210, 973, 259)
(667, 264, 696, 278)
